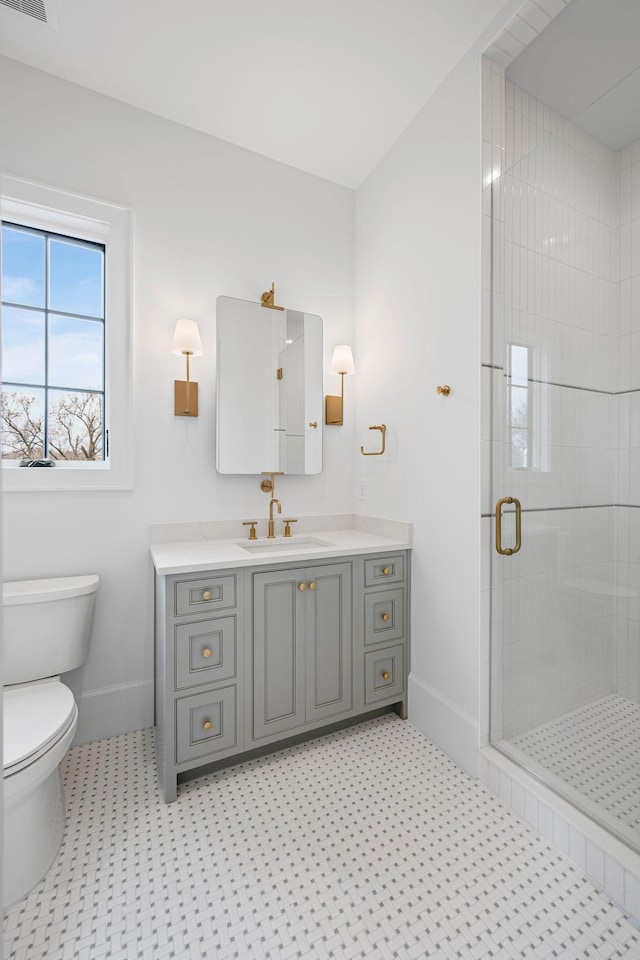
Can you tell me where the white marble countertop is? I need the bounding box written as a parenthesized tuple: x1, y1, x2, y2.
(150, 514, 412, 575)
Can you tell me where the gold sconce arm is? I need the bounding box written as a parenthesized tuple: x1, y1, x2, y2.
(361, 424, 387, 456)
(173, 318, 203, 417)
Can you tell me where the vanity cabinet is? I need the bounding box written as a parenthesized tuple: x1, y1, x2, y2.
(252, 562, 352, 740)
(154, 551, 409, 802)
(155, 572, 245, 802)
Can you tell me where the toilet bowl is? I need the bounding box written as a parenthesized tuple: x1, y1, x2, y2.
(2, 575, 99, 907)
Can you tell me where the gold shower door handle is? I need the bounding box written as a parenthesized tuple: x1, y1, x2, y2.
(495, 497, 522, 556)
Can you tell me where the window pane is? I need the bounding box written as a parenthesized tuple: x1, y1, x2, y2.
(48, 315, 104, 390)
(49, 238, 104, 318)
(510, 385, 528, 426)
(47, 390, 103, 461)
(1, 226, 45, 308)
(1, 306, 46, 385)
(510, 344, 529, 386)
(1, 387, 45, 459)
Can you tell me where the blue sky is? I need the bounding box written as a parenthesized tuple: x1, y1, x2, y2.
(1, 224, 104, 391)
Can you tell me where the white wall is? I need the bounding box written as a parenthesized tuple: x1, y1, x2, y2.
(353, 3, 519, 775)
(0, 55, 356, 742)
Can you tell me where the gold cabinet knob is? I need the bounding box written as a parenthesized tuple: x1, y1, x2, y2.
(203, 720, 212, 731)
(202, 590, 212, 601)
(436, 385, 451, 396)
(381, 613, 390, 622)
(309, 582, 316, 591)
(309, 421, 318, 429)
(298, 582, 307, 591)
(383, 567, 391, 576)
(381, 671, 390, 681)
(202, 648, 212, 658)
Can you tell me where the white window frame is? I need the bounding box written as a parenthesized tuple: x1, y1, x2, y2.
(0, 174, 132, 491)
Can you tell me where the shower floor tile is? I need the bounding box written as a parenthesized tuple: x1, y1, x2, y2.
(4, 715, 640, 959)
(511, 694, 640, 836)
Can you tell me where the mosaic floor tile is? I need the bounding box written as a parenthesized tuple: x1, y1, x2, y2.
(4, 715, 640, 958)
(511, 695, 640, 836)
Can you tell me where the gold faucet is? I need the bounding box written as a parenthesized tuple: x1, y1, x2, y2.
(267, 498, 282, 538)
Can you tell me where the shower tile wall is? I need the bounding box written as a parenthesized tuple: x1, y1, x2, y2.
(483, 62, 622, 741)
(617, 138, 640, 703)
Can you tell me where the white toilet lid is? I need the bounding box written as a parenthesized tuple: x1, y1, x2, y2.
(3, 680, 76, 773)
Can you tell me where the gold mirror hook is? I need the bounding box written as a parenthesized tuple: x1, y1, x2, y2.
(260, 282, 284, 311)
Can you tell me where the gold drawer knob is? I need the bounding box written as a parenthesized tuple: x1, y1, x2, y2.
(202, 648, 212, 658)
(203, 720, 213, 731)
(299, 582, 307, 591)
(309, 582, 316, 591)
(202, 590, 213, 601)
(381, 613, 390, 622)
(383, 567, 391, 576)
(381, 671, 390, 681)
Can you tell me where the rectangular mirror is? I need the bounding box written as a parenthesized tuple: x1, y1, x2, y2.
(216, 296, 323, 475)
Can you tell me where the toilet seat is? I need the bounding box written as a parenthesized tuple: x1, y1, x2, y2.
(3, 680, 77, 777)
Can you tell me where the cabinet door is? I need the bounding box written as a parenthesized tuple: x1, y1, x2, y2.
(306, 562, 352, 722)
(253, 571, 306, 739)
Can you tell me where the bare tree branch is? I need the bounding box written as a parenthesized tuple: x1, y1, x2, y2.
(1, 392, 44, 459)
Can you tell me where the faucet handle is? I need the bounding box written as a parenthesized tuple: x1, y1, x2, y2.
(282, 518, 297, 538)
(242, 520, 259, 541)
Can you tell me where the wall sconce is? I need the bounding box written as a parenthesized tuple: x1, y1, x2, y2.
(325, 344, 355, 426)
(172, 318, 203, 417)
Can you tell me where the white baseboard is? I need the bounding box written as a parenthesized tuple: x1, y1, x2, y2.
(408, 672, 479, 778)
(74, 679, 154, 745)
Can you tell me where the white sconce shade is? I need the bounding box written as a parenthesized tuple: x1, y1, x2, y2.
(330, 344, 355, 376)
(172, 318, 203, 357)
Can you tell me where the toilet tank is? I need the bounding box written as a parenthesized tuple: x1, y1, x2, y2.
(3, 575, 99, 685)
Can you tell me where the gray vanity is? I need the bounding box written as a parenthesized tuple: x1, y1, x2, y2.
(151, 518, 411, 802)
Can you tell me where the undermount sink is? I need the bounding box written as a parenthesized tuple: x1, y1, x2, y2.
(238, 536, 332, 554)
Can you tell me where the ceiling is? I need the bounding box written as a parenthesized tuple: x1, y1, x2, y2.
(0, 0, 510, 188)
(506, 0, 640, 150)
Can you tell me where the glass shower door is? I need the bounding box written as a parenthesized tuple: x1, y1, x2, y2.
(488, 75, 639, 850)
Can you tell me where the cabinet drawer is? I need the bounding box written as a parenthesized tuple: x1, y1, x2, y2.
(175, 686, 238, 763)
(364, 555, 404, 587)
(174, 617, 237, 690)
(364, 644, 405, 704)
(364, 588, 404, 646)
(174, 575, 236, 617)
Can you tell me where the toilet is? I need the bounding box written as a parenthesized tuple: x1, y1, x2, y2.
(2, 574, 99, 907)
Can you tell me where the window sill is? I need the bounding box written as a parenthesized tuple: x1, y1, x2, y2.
(2, 461, 132, 492)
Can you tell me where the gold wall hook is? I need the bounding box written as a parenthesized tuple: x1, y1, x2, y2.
(436, 385, 451, 396)
(260, 282, 284, 311)
(361, 424, 386, 456)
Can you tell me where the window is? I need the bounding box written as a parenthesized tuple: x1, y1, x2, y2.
(0, 175, 132, 491)
(1, 223, 106, 463)
(507, 343, 530, 469)
(507, 341, 550, 473)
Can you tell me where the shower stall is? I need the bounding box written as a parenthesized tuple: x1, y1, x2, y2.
(483, 1, 640, 859)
